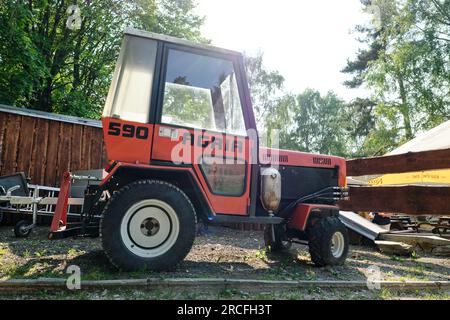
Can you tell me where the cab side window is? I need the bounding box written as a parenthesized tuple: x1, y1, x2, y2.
(103, 36, 157, 123)
(161, 49, 247, 136)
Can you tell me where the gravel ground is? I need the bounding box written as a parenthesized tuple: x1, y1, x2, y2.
(0, 224, 449, 300)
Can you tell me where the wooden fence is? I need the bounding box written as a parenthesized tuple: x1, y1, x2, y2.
(0, 105, 107, 187)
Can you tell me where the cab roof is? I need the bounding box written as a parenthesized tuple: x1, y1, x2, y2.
(124, 28, 243, 58)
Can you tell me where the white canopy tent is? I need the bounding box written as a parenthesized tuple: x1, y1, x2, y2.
(388, 120, 450, 155)
(371, 120, 450, 186)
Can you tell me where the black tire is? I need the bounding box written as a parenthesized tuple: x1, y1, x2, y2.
(264, 224, 292, 253)
(307, 216, 349, 266)
(14, 220, 32, 238)
(0, 208, 3, 225)
(100, 180, 197, 271)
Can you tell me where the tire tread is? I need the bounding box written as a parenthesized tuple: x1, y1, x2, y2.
(100, 179, 196, 271)
(307, 216, 349, 267)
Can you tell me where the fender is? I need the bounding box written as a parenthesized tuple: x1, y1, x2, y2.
(100, 161, 215, 221)
(287, 203, 339, 231)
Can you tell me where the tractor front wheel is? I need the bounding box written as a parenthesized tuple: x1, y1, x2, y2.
(307, 216, 349, 266)
(100, 180, 196, 271)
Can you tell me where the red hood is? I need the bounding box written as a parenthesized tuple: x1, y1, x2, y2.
(259, 147, 347, 186)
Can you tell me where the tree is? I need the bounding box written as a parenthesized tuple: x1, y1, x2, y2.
(244, 53, 350, 156)
(292, 89, 349, 157)
(366, 0, 450, 136)
(264, 89, 349, 157)
(399, 0, 450, 129)
(340, 98, 377, 157)
(342, 0, 450, 156)
(244, 51, 285, 127)
(0, 0, 206, 118)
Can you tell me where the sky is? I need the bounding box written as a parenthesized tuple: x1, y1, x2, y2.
(195, 0, 372, 101)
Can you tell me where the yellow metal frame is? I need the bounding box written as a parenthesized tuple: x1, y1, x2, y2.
(369, 169, 450, 186)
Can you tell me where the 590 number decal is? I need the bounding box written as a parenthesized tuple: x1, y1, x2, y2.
(108, 122, 149, 140)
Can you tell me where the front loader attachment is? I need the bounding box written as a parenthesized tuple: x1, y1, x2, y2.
(48, 171, 103, 240)
(49, 172, 71, 234)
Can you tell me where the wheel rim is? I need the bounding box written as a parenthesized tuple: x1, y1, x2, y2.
(281, 240, 292, 249)
(331, 231, 345, 258)
(120, 199, 180, 258)
(19, 222, 30, 235)
(20, 226, 28, 235)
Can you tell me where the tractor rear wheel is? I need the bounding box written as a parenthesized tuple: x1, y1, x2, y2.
(100, 180, 196, 271)
(264, 224, 292, 253)
(307, 216, 349, 266)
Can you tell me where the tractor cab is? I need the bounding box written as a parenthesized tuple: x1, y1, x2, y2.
(50, 29, 350, 271)
(101, 28, 257, 217)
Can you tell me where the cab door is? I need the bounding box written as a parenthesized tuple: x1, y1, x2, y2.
(151, 45, 255, 216)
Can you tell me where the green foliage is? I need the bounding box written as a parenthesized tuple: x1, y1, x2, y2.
(0, 0, 205, 118)
(288, 89, 348, 157)
(163, 82, 214, 129)
(244, 51, 285, 126)
(341, 0, 450, 156)
(246, 53, 357, 157)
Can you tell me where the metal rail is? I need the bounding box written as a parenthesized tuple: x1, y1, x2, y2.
(0, 184, 86, 235)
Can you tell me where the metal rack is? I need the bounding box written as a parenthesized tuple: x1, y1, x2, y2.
(0, 183, 85, 237)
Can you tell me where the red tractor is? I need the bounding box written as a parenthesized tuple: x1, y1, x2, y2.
(49, 28, 350, 271)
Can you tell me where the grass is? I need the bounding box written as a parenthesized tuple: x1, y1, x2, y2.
(378, 288, 393, 299)
(325, 267, 340, 278)
(243, 248, 269, 263)
(305, 269, 317, 280)
(422, 292, 450, 300)
(390, 256, 406, 263)
(0, 226, 449, 300)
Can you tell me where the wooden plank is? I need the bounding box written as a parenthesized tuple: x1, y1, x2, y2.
(0, 278, 449, 293)
(16, 116, 36, 177)
(0, 110, 107, 185)
(432, 245, 450, 257)
(55, 123, 72, 186)
(70, 124, 83, 171)
(0, 112, 8, 174)
(90, 128, 103, 169)
(2, 114, 22, 174)
(347, 148, 450, 176)
(44, 121, 61, 186)
(338, 186, 450, 215)
(379, 233, 450, 251)
(80, 126, 92, 170)
(375, 240, 413, 256)
(100, 130, 109, 168)
(29, 118, 49, 185)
